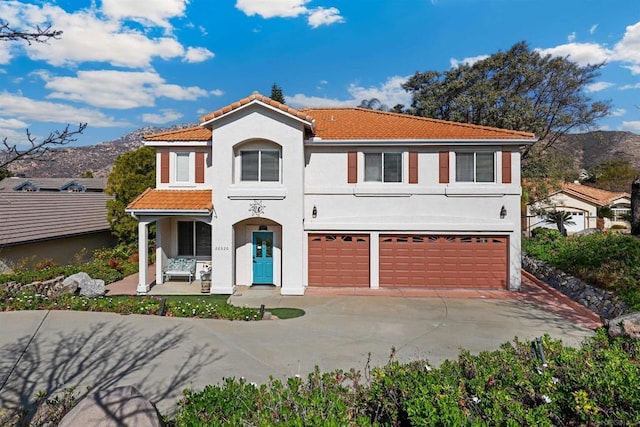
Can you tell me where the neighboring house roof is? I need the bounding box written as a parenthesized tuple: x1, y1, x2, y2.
(145, 94, 536, 143)
(0, 177, 107, 192)
(126, 189, 213, 213)
(0, 192, 111, 246)
(562, 182, 630, 207)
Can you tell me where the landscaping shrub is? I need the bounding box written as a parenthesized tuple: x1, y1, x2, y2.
(168, 332, 640, 426)
(523, 233, 640, 310)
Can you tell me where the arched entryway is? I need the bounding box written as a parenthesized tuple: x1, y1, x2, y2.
(233, 217, 282, 287)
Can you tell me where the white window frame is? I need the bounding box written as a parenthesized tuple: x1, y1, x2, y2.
(175, 152, 191, 183)
(240, 149, 281, 183)
(364, 152, 403, 183)
(455, 151, 495, 183)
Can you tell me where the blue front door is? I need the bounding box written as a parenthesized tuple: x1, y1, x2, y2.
(252, 232, 274, 284)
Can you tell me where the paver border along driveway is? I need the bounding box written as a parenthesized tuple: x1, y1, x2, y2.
(0, 293, 595, 416)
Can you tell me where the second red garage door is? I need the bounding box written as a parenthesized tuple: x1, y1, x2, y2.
(379, 235, 508, 289)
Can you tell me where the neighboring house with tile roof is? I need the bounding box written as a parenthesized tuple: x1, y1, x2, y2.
(525, 182, 631, 235)
(0, 178, 114, 272)
(126, 93, 536, 295)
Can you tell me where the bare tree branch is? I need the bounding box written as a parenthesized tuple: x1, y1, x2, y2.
(0, 20, 63, 44)
(1, 123, 88, 170)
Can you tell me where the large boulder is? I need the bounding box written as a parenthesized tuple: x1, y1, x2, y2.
(79, 278, 106, 297)
(62, 272, 106, 297)
(607, 312, 640, 339)
(58, 386, 165, 427)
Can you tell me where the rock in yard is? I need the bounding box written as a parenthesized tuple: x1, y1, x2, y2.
(607, 312, 640, 339)
(79, 278, 106, 297)
(62, 272, 106, 297)
(58, 386, 165, 427)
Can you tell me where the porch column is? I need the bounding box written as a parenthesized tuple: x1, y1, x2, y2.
(137, 220, 150, 294)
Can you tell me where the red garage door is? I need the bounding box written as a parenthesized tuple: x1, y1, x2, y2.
(379, 235, 508, 289)
(308, 234, 370, 287)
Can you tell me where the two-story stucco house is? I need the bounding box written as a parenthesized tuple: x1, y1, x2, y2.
(126, 93, 536, 295)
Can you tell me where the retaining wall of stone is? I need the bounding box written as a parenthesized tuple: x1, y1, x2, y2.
(522, 255, 628, 319)
(1, 276, 66, 297)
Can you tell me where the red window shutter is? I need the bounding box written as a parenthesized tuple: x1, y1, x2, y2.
(439, 151, 449, 184)
(347, 152, 357, 183)
(408, 152, 418, 184)
(502, 151, 512, 184)
(195, 152, 205, 183)
(160, 152, 169, 183)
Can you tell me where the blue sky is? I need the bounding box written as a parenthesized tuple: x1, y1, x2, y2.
(1, 0, 639, 147)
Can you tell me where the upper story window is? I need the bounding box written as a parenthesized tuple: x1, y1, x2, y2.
(455, 152, 495, 183)
(241, 150, 279, 182)
(364, 153, 402, 183)
(175, 153, 190, 183)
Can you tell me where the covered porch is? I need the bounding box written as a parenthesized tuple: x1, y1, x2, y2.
(125, 189, 214, 295)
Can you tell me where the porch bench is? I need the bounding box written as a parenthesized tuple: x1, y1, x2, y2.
(163, 257, 197, 284)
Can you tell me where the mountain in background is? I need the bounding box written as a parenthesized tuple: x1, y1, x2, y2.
(6, 123, 196, 179)
(5, 127, 640, 182)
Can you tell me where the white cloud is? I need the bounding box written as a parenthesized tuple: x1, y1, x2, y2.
(39, 70, 210, 109)
(183, 47, 215, 63)
(621, 121, 640, 132)
(101, 0, 189, 30)
(590, 24, 598, 35)
(210, 89, 224, 96)
(288, 75, 412, 109)
(141, 109, 183, 124)
(536, 43, 610, 66)
(0, 91, 129, 127)
(308, 7, 345, 28)
(612, 22, 640, 66)
(620, 83, 640, 90)
(623, 65, 640, 75)
(236, 0, 310, 18)
(2, 1, 185, 68)
(568, 32, 576, 42)
(235, 0, 344, 28)
(450, 55, 489, 68)
(585, 81, 614, 93)
(610, 108, 626, 117)
(0, 118, 28, 129)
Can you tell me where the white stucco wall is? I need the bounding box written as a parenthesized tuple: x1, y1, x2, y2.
(304, 146, 523, 290)
(208, 104, 306, 295)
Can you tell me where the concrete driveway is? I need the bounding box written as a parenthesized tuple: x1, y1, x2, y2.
(0, 293, 595, 417)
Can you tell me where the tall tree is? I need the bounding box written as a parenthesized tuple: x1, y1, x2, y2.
(403, 41, 610, 159)
(270, 84, 285, 104)
(632, 176, 640, 236)
(358, 98, 388, 111)
(106, 147, 156, 245)
(0, 20, 86, 170)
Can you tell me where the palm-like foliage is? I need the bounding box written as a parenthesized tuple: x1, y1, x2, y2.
(543, 209, 575, 236)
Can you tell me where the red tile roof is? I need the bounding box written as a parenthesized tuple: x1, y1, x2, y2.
(144, 95, 536, 143)
(199, 93, 314, 124)
(127, 189, 212, 212)
(303, 108, 535, 140)
(562, 182, 630, 206)
(144, 126, 211, 142)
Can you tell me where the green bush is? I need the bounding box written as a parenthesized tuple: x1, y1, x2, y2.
(523, 233, 640, 310)
(168, 332, 640, 426)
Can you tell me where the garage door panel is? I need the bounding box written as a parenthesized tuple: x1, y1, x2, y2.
(308, 234, 370, 287)
(380, 234, 507, 289)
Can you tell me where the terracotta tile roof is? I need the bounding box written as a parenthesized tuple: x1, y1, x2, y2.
(199, 93, 314, 124)
(126, 189, 212, 212)
(303, 108, 536, 140)
(0, 192, 111, 246)
(563, 182, 630, 206)
(144, 126, 211, 142)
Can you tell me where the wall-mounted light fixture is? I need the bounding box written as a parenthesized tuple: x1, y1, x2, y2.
(259, 224, 268, 230)
(500, 205, 507, 219)
(312, 205, 317, 218)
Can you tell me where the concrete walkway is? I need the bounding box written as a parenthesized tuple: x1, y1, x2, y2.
(0, 278, 599, 418)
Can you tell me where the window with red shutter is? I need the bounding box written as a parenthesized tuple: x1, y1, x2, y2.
(439, 151, 449, 184)
(195, 152, 205, 183)
(160, 152, 169, 183)
(501, 151, 512, 184)
(347, 151, 357, 183)
(408, 152, 418, 184)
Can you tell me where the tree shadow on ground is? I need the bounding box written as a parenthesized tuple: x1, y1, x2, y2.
(0, 318, 221, 424)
